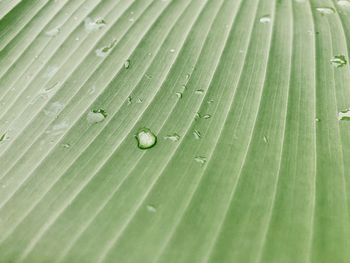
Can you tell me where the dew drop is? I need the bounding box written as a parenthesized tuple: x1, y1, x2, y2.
(185, 73, 190, 79)
(330, 55, 347, 68)
(87, 108, 107, 124)
(124, 59, 130, 69)
(194, 156, 207, 166)
(259, 15, 271, 24)
(146, 205, 157, 213)
(202, 114, 211, 119)
(316, 7, 336, 15)
(136, 128, 157, 149)
(164, 133, 180, 142)
(315, 118, 321, 122)
(127, 96, 132, 105)
(193, 129, 201, 139)
(338, 109, 350, 120)
(136, 98, 143, 103)
(170, 49, 175, 53)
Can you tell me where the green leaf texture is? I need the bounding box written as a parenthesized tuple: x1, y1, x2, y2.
(1, 0, 350, 262)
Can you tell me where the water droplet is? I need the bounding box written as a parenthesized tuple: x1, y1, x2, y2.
(127, 96, 132, 105)
(128, 17, 135, 22)
(45, 26, 61, 37)
(207, 99, 214, 104)
(44, 101, 64, 117)
(164, 133, 180, 142)
(145, 73, 153, 79)
(124, 59, 130, 69)
(338, 109, 350, 120)
(146, 205, 157, 213)
(315, 118, 321, 122)
(185, 74, 190, 79)
(46, 121, 69, 135)
(95, 39, 117, 58)
(84, 17, 106, 32)
(202, 114, 211, 119)
(337, 0, 350, 7)
(88, 85, 96, 95)
(194, 156, 207, 166)
(62, 143, 71, 148)
(259, 15, 271, 24)
(136, 98, 143, 103)
(193, 129, 201, 139)
(44, 81, 60, 92)
(0, 133, 6, 142)
(330, 55, 347, 68)
(263, 135, 268, 143)
(175, 92, 183, 99)
(87, 108, 107, 124)
(195, 89, 204, 95)
(136, 128, 157, 149)
(170, 49, 175, 53)
(43, 65, 59, 78)
(316, 7, 335, 15)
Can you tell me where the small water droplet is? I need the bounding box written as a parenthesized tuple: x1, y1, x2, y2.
(88, 85, 96, 94)
(263, 135, 268, 143)
(185, 74, 190, 79)
(195, 89, 204, 95)
(146, 205, 157, 213)
(202, 114, 211, 119)
(137, 98, 143, 103)
(0, 133, 6, 143)
(175, 92, 183, 99)
(338, 109, 350, 120)
(136, 128, 157, 149)
(45, 26, 61, 37)
(44, 81, 60, 92)
(207, 99, 214, 104)
(84, 17, 106, 32)
(128, 17, 134, 22)
(170, 49, 175, 53)
(259, 15, 271, 24)
(164, 133, 180, 142)
(330, 55, 347, 68)
(194, 156, 207, 166)
(44, 101, 64, 117)
(62, 143, 71, 148)
(315, 118, 321, 122)
(145, 73, 153, 79)
(124, 59, 130, 69)
(87, 108, 107, 124)
(127, 96, 132, 105)
(193, 129, 201, 139)
(316, 7, 335, 15)
(337, 0, 350, 7)
(95, 39, 117, 58)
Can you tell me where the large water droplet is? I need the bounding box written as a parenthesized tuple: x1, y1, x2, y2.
(87, 109, 107, 124)
(338, 109, 350, 120)
(84, 17, 106, 32)
(136, 128, 157, 149)
(330, 55, 347, 68)
(316, 7, 335, 15)
(164, 133, 180, 142)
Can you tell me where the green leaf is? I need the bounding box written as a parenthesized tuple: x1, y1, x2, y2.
(1, 0, 350, 262)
